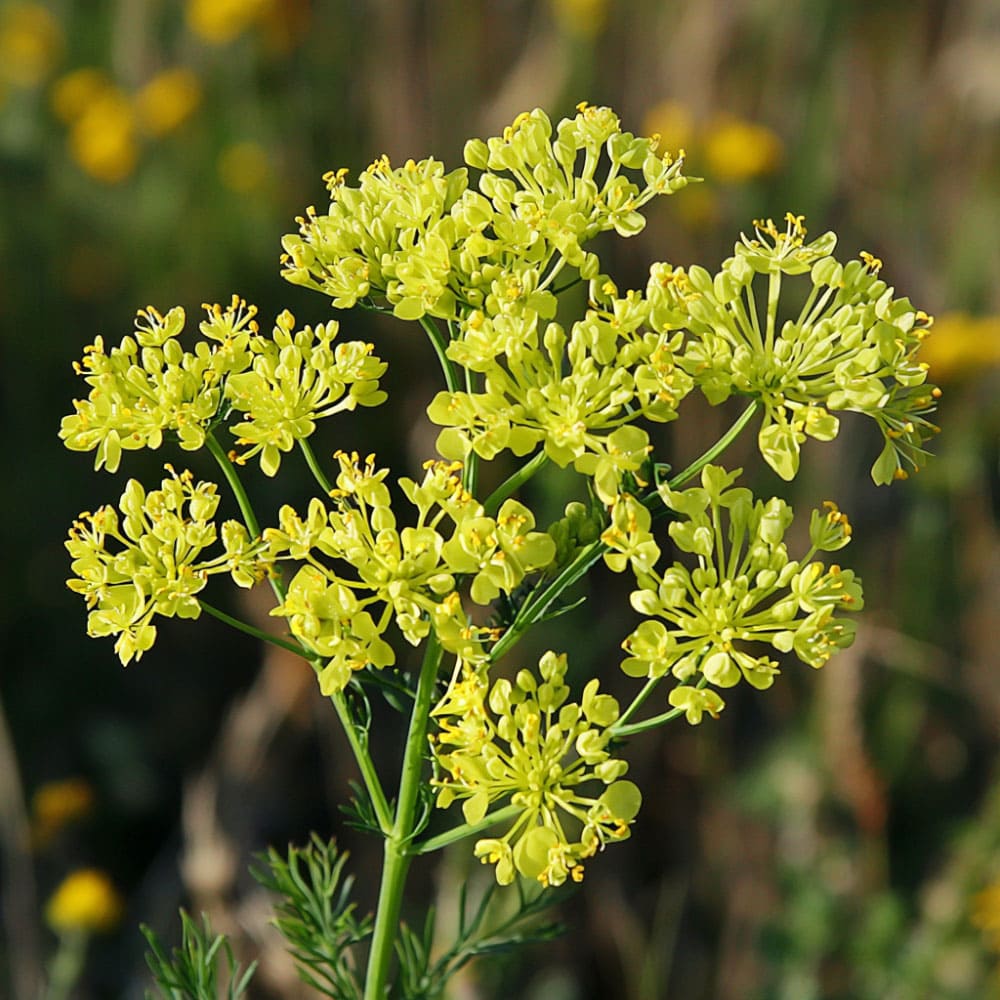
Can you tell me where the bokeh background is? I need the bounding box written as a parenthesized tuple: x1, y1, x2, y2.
(3, 0, 1000, 997)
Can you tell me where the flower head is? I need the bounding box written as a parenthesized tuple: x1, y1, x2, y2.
(46, 869, 124, 934)
(226, 310, 388, 476)
(31, 779, 95, 849)
(432, 651, 640, 887)
(604, 465, 864, 715)
(652, 216, 939, 482)
(65, 467, 269, 665)
(264, 454, 554, 690)
(701, 114, 783, 184)
(134, 67, 201, 137)
(0, 3, 63, 88)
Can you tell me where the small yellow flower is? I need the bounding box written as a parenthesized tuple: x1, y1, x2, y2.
(0, 3, 63, 88)
(31, 778, 95, 848)
(919, 313, 1000, 383)
(549, 0, 609, 38)
(134, 67, 201, 137)
(218, 140, 271, 193)
(46, 869, 124, 934)
(642, 99, 695, 157)
(67, 86, 137, 183)
(973, 880, 1000, 949)
(186, 0, 274, 45)
(50, 67, 112, 123)
(702, 113, 783, 183)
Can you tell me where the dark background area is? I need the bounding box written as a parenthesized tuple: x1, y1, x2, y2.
(2, 1, 1000, 997)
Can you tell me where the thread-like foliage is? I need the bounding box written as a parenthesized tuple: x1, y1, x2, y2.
(251, 836, 372, 999)
(142, 911, 256, 1000)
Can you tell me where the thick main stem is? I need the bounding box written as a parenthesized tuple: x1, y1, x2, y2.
(363, 636, 444, 999)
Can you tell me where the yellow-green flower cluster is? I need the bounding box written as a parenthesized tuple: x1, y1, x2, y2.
(65, 467, 267, 665)
(60, 298, 388, 477)
(281, 104, 687, 323)
(429, 279, 693, 502)
(59, 301, 249, 472)
(263, 454, 556, 694)
(603, 465, 863, 719)
(226, 309, 387, 475)
(432, 651, 640, 887)
(648, 215, 938, 483)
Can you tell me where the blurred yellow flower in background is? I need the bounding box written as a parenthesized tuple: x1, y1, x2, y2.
(135, 67, 201, 137)
(52, 65, 202, 181)
(67, 86, 137, 183)
(702, 112, 783, 183)
(973, 880, 1000, 949)
(920, 313, 1000, 383)
(642, 99, 695, 158)
(51, 67, 112, 123)
(549, 0, 609, 39)
(186, 0, 274, 45)
(0, 2, 63, 88)
(31, 778, 95, 849)
(218, 140, 271, 193)
(45, 869, 124, 934)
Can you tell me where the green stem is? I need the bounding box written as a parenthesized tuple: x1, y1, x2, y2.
(43, 931, 88, 1000)
(765, 271, 781, 352)
(666, 400, 759, 489)
(207, 432, 288, 614)
(364, 636, 445, 999)
(488, 538, 603, 664)
(611, 675, 708, 738)
(462, 361, 480, 497)
(550, 275, 584, 296)
(414, 803, 521, 855)
(419, 316, 461, 394)
(613, 676, 660, 731)
(483, 450, 549, 516)
(206, 432, 262, 538)
(299, 438, 334, 495)
(330, 693, 394, 834)
(198, 599, 310, 659)
(611, 704, 686, 738)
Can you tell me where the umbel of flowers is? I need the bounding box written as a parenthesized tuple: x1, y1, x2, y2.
(60, 104, 938, 997)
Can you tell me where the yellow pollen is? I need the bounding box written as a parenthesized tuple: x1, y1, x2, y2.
(860, 251, 883, 273)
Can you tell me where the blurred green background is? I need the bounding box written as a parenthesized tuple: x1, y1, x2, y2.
(2, 0, 1000, 997)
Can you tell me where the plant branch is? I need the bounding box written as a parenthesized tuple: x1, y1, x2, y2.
(206, 432, 262, 538)
(414, 803, 522, 855)
(611, 704, 687, 738)
(208, 437, 394, 844)
(666, 400, 759, 489)
(611, 676, 709, 738)
(197, 600, 310, 658)
(483, 450, 549, 516)
(613, 676, 661, 731)
(419, 315, 461, 394)
(298, 438, 335, 496)
(330, 693, 394, 835)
